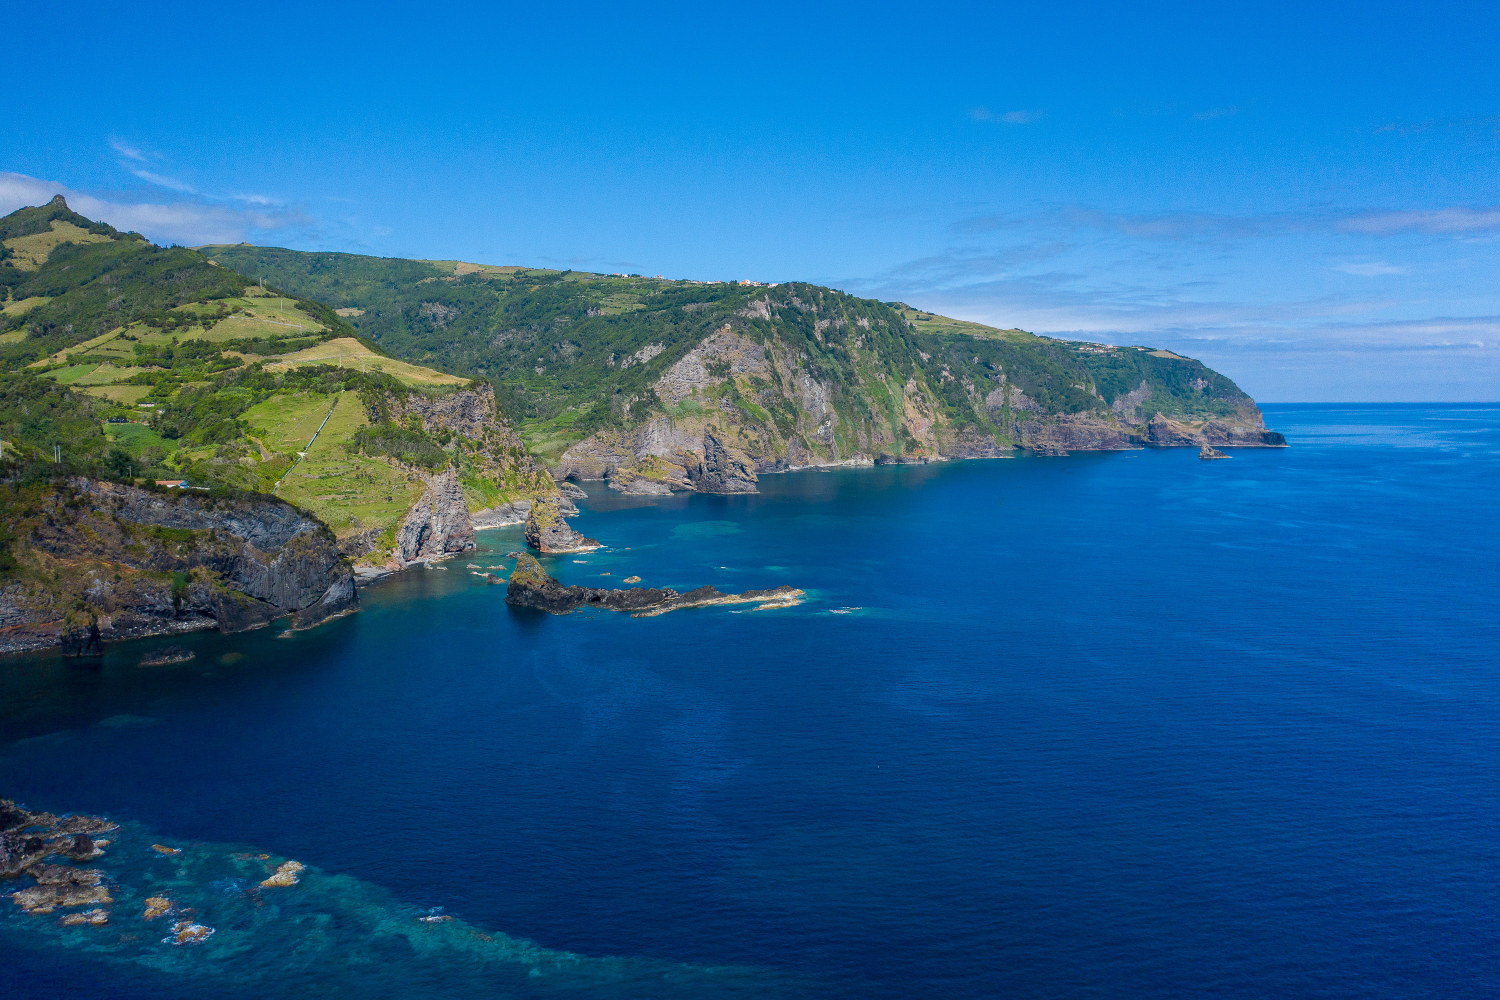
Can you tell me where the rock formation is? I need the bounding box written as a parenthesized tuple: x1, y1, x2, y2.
(505, 551, 802, 616)
(524, 499, 599, 554)
(0, 479, 356, 655)
(1199, 445, 1230, 460)
(688, 426, 759, 493)
(394, 468, 475, 563)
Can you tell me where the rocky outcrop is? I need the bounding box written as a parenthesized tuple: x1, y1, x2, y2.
(1148, 412, 1286, 448)
(689, 426, 759, 493)
(1199, 445, 1230, 460)
(1022, 414, 1143, 453)
(0, 479, 356, 655)
(505, 552, 802, 616)
(1, 798, 118, 880)
(608, 454, 694, 495)
(394, 468, 475, 563)
(471, 500, 532, 529)
(524, 499, 599, 554)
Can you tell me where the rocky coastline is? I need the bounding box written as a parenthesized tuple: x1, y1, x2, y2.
(0, 478, 356, 656)
(505, 551, 802, 616)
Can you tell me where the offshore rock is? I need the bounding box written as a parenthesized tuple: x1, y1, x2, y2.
(524, 499, 600, 554)
(1200, 445, 1230, 460)
(13, 865, 112, 914)
(506, 552, 801, 617)
(0, 480, 355, 655)
(394, 468, 475, 563)
(139, 646, 196, 666)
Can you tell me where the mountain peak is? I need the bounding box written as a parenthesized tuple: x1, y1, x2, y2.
(48, 194, 68, 209)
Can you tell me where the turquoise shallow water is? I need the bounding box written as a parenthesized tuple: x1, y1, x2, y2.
(2, 404, 1498, 998)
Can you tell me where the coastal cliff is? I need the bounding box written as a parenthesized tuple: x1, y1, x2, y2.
(0, 478, 355, 655)
(192, 249, 1286, 491)
(547, 313, 1284, 492)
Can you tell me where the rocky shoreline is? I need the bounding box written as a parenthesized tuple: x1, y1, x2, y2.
(505, 551, 803, 617)
(0, 478, 356, 657)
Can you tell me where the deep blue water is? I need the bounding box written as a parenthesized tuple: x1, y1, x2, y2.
(2, 404, 1498, 998)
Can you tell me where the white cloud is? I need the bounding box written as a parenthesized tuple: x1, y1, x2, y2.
(969, 107, 1043, 124)
(109, 139, 148, 162)
(0, 171, 310, 246)
(1339, 207, 1500, 235)
(1335, 262, 1406, 276)
(129, 168, 197, 194)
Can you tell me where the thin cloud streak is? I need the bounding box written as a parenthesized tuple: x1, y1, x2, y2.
(129, 168, 197, 194)
(951, 203, 1500, 242)
(969, 107, 1043, 124)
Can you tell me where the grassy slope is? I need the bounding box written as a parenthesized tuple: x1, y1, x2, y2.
(0, 202, 546, 567)
(200, 245, 1262, 461)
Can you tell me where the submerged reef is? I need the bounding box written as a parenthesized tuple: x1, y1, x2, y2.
(505, 552, 803, 616)
(0, 795, 811, 997)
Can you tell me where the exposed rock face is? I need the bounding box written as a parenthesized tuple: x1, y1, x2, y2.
(1199, 445, 1230, 460)
(60, 615, 103, 657)
(1023, 414, 1142, 453)
(1149, 412, 1286, 448)
(690, 426, 759, 493)
(471, 500, 532, 529)
(505, 552, 802, 616)
(0, 479, 356, 655)
(394, 468, 475, 563)
(607, 454, 693, 495)
(524, 499, 599, 554)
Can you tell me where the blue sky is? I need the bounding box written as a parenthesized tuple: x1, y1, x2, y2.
(4, 0, 1497, 400)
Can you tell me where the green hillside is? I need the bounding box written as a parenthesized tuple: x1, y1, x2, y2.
(199, 245, 1277, 467)
(0, 198, 552, 564)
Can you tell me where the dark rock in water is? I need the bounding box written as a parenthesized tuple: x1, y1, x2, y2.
(524, 499, 600, 554)
(139, 645, 196, 666)
(1032, 442, 1070, 457)
(60, 616, 103, 657)
(0, 831, 49, 876)
(50, 833, 101, 860)
(506, 552, 801, 617)
(1199, 445, 1230, 460)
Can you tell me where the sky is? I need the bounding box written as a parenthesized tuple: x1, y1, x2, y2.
(3, 0, 1497, 401)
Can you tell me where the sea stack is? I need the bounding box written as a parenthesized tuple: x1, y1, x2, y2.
(524, 498, 601, 554)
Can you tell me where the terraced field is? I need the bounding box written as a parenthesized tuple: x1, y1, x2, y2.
(242, 390, 426, 538)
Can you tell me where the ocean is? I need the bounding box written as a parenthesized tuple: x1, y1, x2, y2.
(2, 403, 1497, 998)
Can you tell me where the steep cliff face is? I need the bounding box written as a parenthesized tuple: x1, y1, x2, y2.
(553, 308, 1283, 489)
(0, 479, 355, 655)
(349, 384, 563, 570)
(392, 468, 476, 564)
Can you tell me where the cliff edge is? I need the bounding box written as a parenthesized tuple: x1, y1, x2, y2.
(0, 479, 355, 655)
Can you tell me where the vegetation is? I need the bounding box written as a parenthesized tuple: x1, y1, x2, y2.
(200, 247, 1257, 450)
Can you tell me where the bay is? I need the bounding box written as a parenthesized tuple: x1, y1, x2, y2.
(2, 403, 1497, 998)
